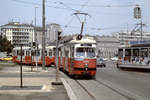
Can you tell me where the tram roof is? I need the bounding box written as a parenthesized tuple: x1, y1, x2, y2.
(61, 35, 96, 44)
(46, 46, 56, 49)
(13, 46, 31, 50)
(70, 38, 96, 44)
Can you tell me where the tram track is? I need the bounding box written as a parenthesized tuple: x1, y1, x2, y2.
(60, 68, 137, 100)
(76, 78, 137, 100)
(94, 79, 135, 100)
(75, 80, 96, 100)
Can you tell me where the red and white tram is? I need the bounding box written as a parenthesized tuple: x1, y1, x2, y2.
(12, 46, 32, 64)
(12, 45, 56, 66)
(12, 35, 97, 78)
(59, 36, 97, 78)
(37, 46, 56, 66)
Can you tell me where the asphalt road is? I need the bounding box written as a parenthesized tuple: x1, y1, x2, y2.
(1, 62, 150, 100)
(96, 61, 150, 100)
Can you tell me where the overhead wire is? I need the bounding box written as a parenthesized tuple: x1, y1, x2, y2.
(42, 0, 150, 8)
(45, 0, 143, 33)
(53, 0, 77, 11)
(12, 0, 73, 11)
(13, 0, 150, 12)
(12, 0, 150, 34)
(60, 24, 127, 31)
(79, 0, 91, 11)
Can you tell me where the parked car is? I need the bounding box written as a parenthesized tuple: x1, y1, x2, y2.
(111, 57, 118, 61)
(1, 56, 12, 61)
(103, 58, 109, 61)
(96, 58, 106, 67)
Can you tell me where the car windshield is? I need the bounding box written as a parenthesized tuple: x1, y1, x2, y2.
(97, 58, 103, 61)
(97, 58, 104, 62)
(76, 48, 95, 58)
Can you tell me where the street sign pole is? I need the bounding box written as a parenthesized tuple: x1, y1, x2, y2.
(55, 33, 58, 82)
(42, 0, 46, 70)
(52, 31, 62, 85)
(20, 44, 23, 88)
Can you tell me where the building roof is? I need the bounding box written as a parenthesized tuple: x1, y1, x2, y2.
(1, 22, 34, 27)
(95, 36, 119, 43)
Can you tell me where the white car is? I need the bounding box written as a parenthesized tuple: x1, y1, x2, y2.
(111, 57, 118, 61)
(103, 58, 109, 61)
(96, 58, 106, 67)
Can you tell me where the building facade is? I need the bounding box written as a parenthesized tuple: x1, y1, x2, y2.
(114, 32, 150, 46)
(1, 22, 34, 47)
(46, 23, 62, 44)
(95, 36, 120, 58)
(35, 27, 43, 47)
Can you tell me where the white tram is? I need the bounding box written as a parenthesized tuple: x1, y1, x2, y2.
(58, 36, 97, 78)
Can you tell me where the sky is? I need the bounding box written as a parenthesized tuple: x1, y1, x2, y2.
(1, 0, 150, 36)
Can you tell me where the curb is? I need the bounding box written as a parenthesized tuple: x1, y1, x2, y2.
(61, 78, 78, 100)
(118, 65, 150, 72)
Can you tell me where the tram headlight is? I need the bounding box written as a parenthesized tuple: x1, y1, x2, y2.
(85, 63, 88, 71)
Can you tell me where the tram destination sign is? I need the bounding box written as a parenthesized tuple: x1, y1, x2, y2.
(81, 44, 92, 46)
(129, 40, 150, 45)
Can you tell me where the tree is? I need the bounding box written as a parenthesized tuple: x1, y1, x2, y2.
(0, 35, 13, 55)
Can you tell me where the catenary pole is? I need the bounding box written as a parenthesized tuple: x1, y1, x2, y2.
(35, 7, 37, 43)
(20, 44, 23, 88)
(35, 6, 38, 70)
(42, 0, 46, 70)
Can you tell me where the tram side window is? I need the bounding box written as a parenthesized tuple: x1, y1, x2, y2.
(60, 49, 63, 64)
(19, 50, 24, 56)
(65, 50, 69, 58)
(118, 49, 123, 57)
(62, 47, 65, 57)
(141, 48, 148, 57)
(53, 48, 56, 56)
(37, 50, 40, 56)
(17, 50, 19, 56)
(71, 47, 74, 57)
(49, 49, 52, 56)
(26, 51, 30, 56)
(22, 50, 24, 56)
(31, 50, 35, 56)
(125, 49, 131, 56)
(133, 49, 139, 57)
(58, 50, 61, 57)
(58, 49, 61, 56)
(45, 51, 47, 56)
(13, 50, 16, 56)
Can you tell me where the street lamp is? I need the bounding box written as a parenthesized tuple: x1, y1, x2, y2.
(34, 6, 39, 71)
(34, 6, 38, 44)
